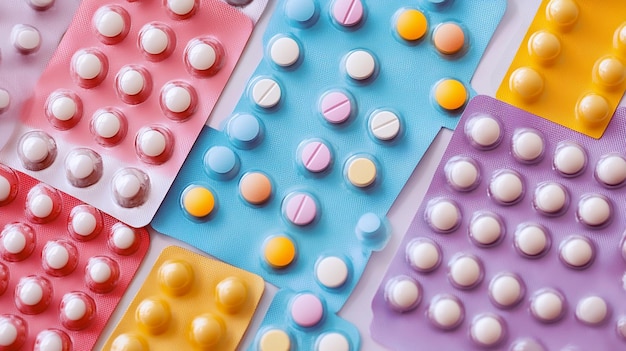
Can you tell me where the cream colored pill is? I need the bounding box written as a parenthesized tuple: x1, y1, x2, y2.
(429, 297, 463, 329)
(0, 318, 17, 346)
(45, 243, 69, 269)
(51, 96, 77, 121)
(446, 158, 478, 190)
(490, 274, 522, 307)
(29, 0, 54, 8)
(139, 130, 167, 157)
(534, 183, 567, 214)
(270, 37, 300, 67)
(427, 200, 460, 232)
(120, 69, 144, 96)
(578, 195, 611, 226)
(596, 155, 626, 186)
(252, 78, 281, 108)
(554, 143, 586, 175)
(112, 226, 135, 250)
(345, 50, 376, 80)
(449, 256, 481, 288)
(316, 256, 348, 289)
(471, 315, 503, 346)
(74, 53, 102, 80)
(89, 260, 112, 283)
(168, 0, 195, 15)
(0, 89, 10, 110)
(515, 225, 548, 256)
(407, 240, 440, 271)
(63, 297, 86, 321)
(576, 296, 607, 325)
(30, 194, 53, 218)
(3, 228, 26, 254)
(19, 279, 43, 305)
(13, 26, 41, 51)
(68, 154, 94, 180)
(513, 130, 544, 162)
(0, 176, 11, 202)
(141, 28, 169, 55)
(560, 237, 593, 267)
(469, 213, 502, 245)
(164, 86, 192, 113)
(188, 43, 216, 71)
(114, 174, 141, 199)
(36, 331, 63, 351)
(94, 112, 121, 138)
(317, 332, 350, 351)
(466, 115, 501, 148)
(489, 171, 523, 204)
(370, 110, 400, 141)
(96, 10, 124, 38)
(72, 212, 97, 236)
(531, 290, 563, 322)
(22, 135, 49, 162)
(387, 278, 420, 310)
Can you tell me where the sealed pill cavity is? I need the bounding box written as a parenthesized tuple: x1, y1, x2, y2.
(166, 0, 198, 19)
(269, 35, 301, 68)
(90, 108, 127, 146)
(545, 0, 579, 29)
(11, 24, 41, 55)
(319, 90, 354, 125)
(44, 90, 83, 130)
(577, 193, 612, 227)
(406, 238, 441, 272)
(26, 184, 62, 224)
(282, 192, 318, 226)
(203, 146, 240, 180)
(0, 89, 10, 114)
(115, 65, 152, 105)
(445, 156, 479, 191)
(489, 170, 524, 205)
(86, 256, 120, 293)
(528, 30, 561, 64)
(139, 23, 176, 60)
(68, 205, 104, 241)
(515, 223, 550, 257)
(355, 212, 389, 250)
(344, 50, 377, 81)
(619, 317, 626, 340)
(0, 223, 36, 262)
(259, 329, 291, 351)
(315, 256, 349, 289)
(616, 23, 626, 54)
(0, 165, 18, 206)
(384, 276, 421, 312)
(576, 93, 610, 125)
(433, 22, 466, 55)
(110, 334, 148, 351)
(18, 131, 57, 171)
(433, 78, 467, 111)
(317, 332, 350, 351)
(111, 168, 150, 208)
(468, 211, 504, 246)
(181, 185, 216, 220)
(70, 49, 108, 89)
(595, 153, 626, 187)
(215, 277, 248, 313)
(159, 259, 194, 296)
(239, 172, 272, 205)
(298, 139, 332, 174)
(331, 0, 364, 28)
(470, 314, 506, 347)
(160, 81, 198, 121)
(28, 0, 55, 10)
(263, 235, 296, 269)
(553, 142, 586, 176)
(0, 263, 8, 295)
(369, 110, 401, 141)
(135, 126, 174, 164)
(188, 313, 225, 348)
(284, 0, 318, 28)
(185, 37, 224, 76)
(512, 129, 544, 163)
(448, 254, 483, 289)
(15, 275, 53, 314)
(226, 114, 264, 149)
(64, 148, 103, 188)
(93, 5, 130, 45)
(60, 292, 96, 330)
(530, 289, 565, 323)
(345, 155, 378, 188)
(576, 295, 608, 325)
(425, 198, 460, 233)
(533, 182, 568, 215)
(593, 56, 625, 89)
(42, 240, 79, 277)
(395, 8, 428, 42)
(509, 67, 544, 101)
(251, 77, 282, 109)
(559, 235, 594, 269)
(428, 294, 464, 330)
(290, 293, 324, 328)
(465, 114, 502, 149)
(510, 338, 546, 351)
(108, 223, 140, 255)
(34, 329, 72, 351)
(488, 273, 524, 308)
(0, 315, 27, 350)
(136, 297, 171, 335)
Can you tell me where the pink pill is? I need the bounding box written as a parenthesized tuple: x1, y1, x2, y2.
(284, 193, 318, 226)
(290, 293, 324, 327)
(301, 141, 331, 173)
(332, 0, 364, 27)
(320, 91, 352, 124)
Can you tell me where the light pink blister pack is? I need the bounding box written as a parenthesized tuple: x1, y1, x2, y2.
(0, 0, 81, 150)
(1, 0, 263, 228)
(0, 163, 150, 351)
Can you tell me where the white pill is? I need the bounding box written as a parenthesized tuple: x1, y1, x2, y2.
(315, 256, 348, 289)
(345, 50, 376, 80)
(531, 290, 564, 322)
(36, 331, 63, 351)
(0, 176, 11, 202)
(387, 278, 420, 310)
(469, 213, 502, 245)
(112, 226, 135, 250)
(317, 333, 350, 351)
(513, 130, 544, 162)
(270, 37, 300, 67)
(578, 195, 611, 226)
(466, 115, 501, 148)
(139, 130, 167, 157)
(2, 228, 26, 254)
(449, 255, 482, 288)
(489, 171, 523, 204)
(554, 143, 586, 175)
(188, 42, 217, 71)
(29, 0, 54, 8)
(576, 296, 607, 325)
(471, 315, 504, 346)
(141, 27, 169, 55)
(370, 110, 400, 141)
(429, 296, 463, 329)
(515, 224, 548, 256)
(96, 10, 124, 38)
(51, 96, 77, 121)
(29, 194, 53, 218)
(119, 69, 144, 96)
(489, 274, 522, 307)
(168, 0, 195, 15)
(22, 135, 49, 163)
(72, 211, 97, 236)
(426, 199, 460, 232)
(0, 89, 10, 110)
(45, 243, 69, 269)
(164, 86, 192, 113)
(63, 297, 86, 321)
(560, 237, 593, 268)
(596, 154, 626, 186)
(93, 112, 121, 138)
(510, 339, 546, 351)
(89, 260, 111, 283)
(252, 78, 281, 108)
(534, 182, 567, 214)
(74, 53, 102, 80)
(13, 26, 41, 51)
(68, 154, 94, 180)
(446, 158, 479, 190)
(0, 318, 17, 346)
(114, 173, 141, 199)
(407, 239, 440, 272)
(19, 279, 43, 305)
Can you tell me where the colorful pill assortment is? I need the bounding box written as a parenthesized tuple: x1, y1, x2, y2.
(102, 246, 265, 351)
(496, 0, 626, 139)
(0, 163, 149, 350)
(371, 96, 626, 350)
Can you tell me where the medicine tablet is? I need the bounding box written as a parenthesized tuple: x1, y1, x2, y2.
(188, 314, 224, 348)
(215, 277, 247, 313)
(226, 114, 263, 149)
(158, 260, 194, 296)
(595, 154, 626, 187)
(509, 67, 544, 100)
(554, 142, 586, 176)
(576, 296, 608, 325)
(112, 168, 149, 208)
(332, 0, 364, 27)
(182, 186, 215, 219)
(355, 212, 387, 248)
(0, 175, 12, 202)
(92, 111, 122, 139)
(111, 225, 136, 252)
(28, 0, 55, 9)
(533, 182, 567, 214)
(445, 157, 479, 191)
(167, 0, 196, 16)
(560, 236, 594, 268)
(469, 212, 503, 246)
(489, 273, 523, 308)
(315, 256, 348, 289)
(135, 298, 171, 334)
(317, 332, 350, 351)
(406, 239, 440, 272)
(433, 23, 465, 55)
(448, 255, 482, 288)
(577, 94, 610, 125)
(489, 170, 524, 204)
(35, 330, 71, 351)
(434, 79, 467, 111)
(187, 41, 217, 71)
(141, 27, 169, 55)
(369, 110, 401, 141)
(29, 194, 54, 219)
(12, 25, 41, 54)
(515, 224, 549, 257)
(0, 89, 10, 112)
(239, 172, 272, 205)
(264, 236, 295, 269)
(428, 295, 463, 330)
(300, 140, 332, 173)
(385, 277, 420, 312)
(577, 194, 611, 227)
(67, 154, 95, 180)
(119, 69, 145, 96)
(284, 0, 317, 27)
(345, 50, 376, 81)
(284, 193, 317, 226)
(138, 129, 167, 158)
(17, 277, 45, 306)
(470, 314, 505, 347)
(512, 129, 544, 162)
(546, 0, 579, 27)
(49, 95, 78, 122)
(72, 211, 97, 237)
(426, 199, 460, 232)
(204, 146, 239, 180)
(61, 293, 95, 330)
(396, 9, 428, 41)
(346, 157, 377, 188)
(290, 293, 324, 328)
(73, 52, 103, 81)
(2, 227, 27, 255)
(252, 78, 281, 108)
(114, 174, 141, 199)
(510, 339, 546, 351)
(465, 115, 502, 149)
(94, 6, 127, 43)
(528, 30, 561, 62)
(110, 334, 147, 351)
(270, 36, 300, 67)
(594, 56, 625, 87)
(43, 241, 70, 270)
(259, 329, 290, 351)
(87, 257, 118, 292)
(0, 316, 24, 349)
(531, 289, 564, 322)
(320, 91, 352, 124)
(163, 86, 192, 113)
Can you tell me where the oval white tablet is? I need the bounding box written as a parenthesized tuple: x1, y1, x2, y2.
(534, 182, 567, 214)
(112, 226, 135, 250)
(22, 135, 49, 163)
(560, 236, 593, 268)
(386, 278, 420, 311)
(51, 96, 77, 121)
(188, 42, 217, 71)
(29, 194, 53, 218)
(445, 158, 479, 190)
(0, 89, 10, 110)
(596, 154, 626, 186)
(531, 290, 564, 322)
(429, 296, 463, 329)
(449, 255, 482, 288)
(139, 129, 167, 157)
(252, 78, 281, 108)
(317, 332, 350, 351)
(2, 228, 26, 254)
(466, 115, 501, 148)
(13, 25, 41, 51)
(469, 212, 502, 245)
(168, 0, 195, 15)
(406, 239, 440, 272)
(315, 256, 348, 289)
(345, 50, 376, 80)
(19, 279, 43, 305)
(119, 69, 144, 96)
(512, 129, 544, 162)
(577, 195, 611, 226)
(141, 27, 169, 55)
(44, 242, 69, 269)
(63, 296, 87, 321)
(370, 110, 400, 141)
(470, 315, 504, 347)
(68, 154, 94, 180)
(36, 331, 63, 351)
(270, 36, 300, 67)
(576, 296, 607, 325)
(0, 176, 11, 202)
(515, 224, 548, 257)
(426, 199, 460, 232)
(114, 173, 141, 199)
(72, 211, 97, 237)
(554, 143, 586, 176)
(164, 86, 192, 113)
(89, 259, 112, 283)
(96, 9, 124, 38)
(94, 112, 121, 138)
(489, 274, 523, 307)
(489, 171, 523, 204)
(74, 52, 102, 80)
(0, 318, 17, 346)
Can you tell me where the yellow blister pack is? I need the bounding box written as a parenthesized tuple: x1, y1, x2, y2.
(102, 246, 265, 351)
(496, 0, 626, 138)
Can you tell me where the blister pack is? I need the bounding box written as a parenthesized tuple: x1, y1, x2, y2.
(371, 95, 626, 350)
(102, 246, 265, 351)
(0, 0, 267, 228)
(0, 163, 150, 351)
(496, 0, 626, 139)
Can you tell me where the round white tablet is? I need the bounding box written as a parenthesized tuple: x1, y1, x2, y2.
(2, 228, 26, 254)
(596, 154, 626, 186)
(13, 25, 41, 51)
(93, 112, 121, 138)
(0, 318, 17, 346)
(554, 143, 586, 176)
(63, 296, 86, 321)
(445, 158, 479, 190)
(0, 89, 10, 110)
(315, 256, 348, 289)
(428, 296, 463, 329)
(164, 86, 192, 113)
(510, 339, 546, 351)
(36, 331, 63, 351)
(531, 290, 564, 322)
(119, 69, 144, 96)
(386, 278, 420, 311)
(188, 42, 217, 71)
(89, 259, 112, 283)
(67, 154, 94, 180)
(515, 224, 548, 256)
(469, 212, 502, 245)
(470, 315, 504, 347)
(0, 176, 11, 202)
(369, 110, 400, 141)
(489, 274, 523, 307)
(74, 52, 102, 80)
(22, 135, 49, 163)
(512, 129, 544, 162)
(141, 27, 169, 55)
(168, 0, 195, 16)
(19, 279, 43, 305)
(489, 171, 523, 204)
(29, 0, 54, 8)
(317, 332, 350, 351)
(465, 115, 501, 148)
(449, 255, 482, 288)
(406, 239, 440, 272)
(44, 242, 69, 269)
(560, 236, 593, 268)
(270, 37, 300, 67)
(139, 129, 167, 157)
(112, 226, 135, 250)
(426, 199, 460, 232)
(50, 95, 77, 121)
(72, 211, 97, 237)
(576, 296, 607, 325)
(252, 78, 281, 108)
(29, 194, 53, 218)
(345, 50, 376, 80)
(96, 9, 124, 38)
(114, 173, 141, 199)
(534, 182, 567, 214)
(577, 195, 611, 226)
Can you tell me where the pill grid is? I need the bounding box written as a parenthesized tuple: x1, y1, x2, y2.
(152, 0, 507, 314)
(0, 0, 81, 150)
(0, 0, 264, 228)
(370, 95, 626, 350)
(0, 163, 150, 351)
(496, 0, 626, 139)
(102, 246, 265, 351)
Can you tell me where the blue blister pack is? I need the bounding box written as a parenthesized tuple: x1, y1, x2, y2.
(152, 0, 507, 314)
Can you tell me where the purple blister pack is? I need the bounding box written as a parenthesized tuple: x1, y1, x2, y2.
(371, 95, 626, 350)
(0, 0, 81, 149)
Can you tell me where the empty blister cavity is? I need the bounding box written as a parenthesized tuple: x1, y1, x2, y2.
(595, 153, 626, 187)
(0, 223, 36, 262)
(184, 37, 224, 76)
(181, 185, 216, 220)
(530, 289, 565, 323)
(489, 273, 524, 308)
(319, 90, 353, 125)
(25, 184, 62, 224)
(269, 35, 301, 68)
(111, 168, 150, 208)
(68, 205, 104, 241)
(139, 23, 175, 60)
(395, 8, 428, 42)
(553, 142, 586, 176)
(115, 65, 152, 105)
(282, 192, 318, 226)
(298, 139, 332, 174)
(59, 292, 96, 331)
(85, 256, 120, 293)
(203, 146, 240, 180)
(448, 254, 483, 289)
(559, 235, 594, 269)
(290, 293, 324, 328)
(512, 129, 544, 163)
(445, 156, 480, 191)
(515, 223, 550, 257)
(315, 256, 349, 289)
(159, 81, 198, 121)
(14, 276, 52, 315)
(331, 0, 364, 28)
(11, 24, 41, 55)
(41, 240, 78, 277)
(44, 91, 83, 130)
(470, 314, 506, 348)
(406, 238, 441, 273)
(344, 50, 377, 82)
(369, 110, 401, 141)
(251, 77, 282, 109)
(93, 5, 130, 44)
(425, 198, 460, 233)
(226, 114, 264, 149)
(433, 78, 468, 111)
(468, 211, 504, 246)
(465, 114, 502, 149)
(384, 276, 421, 312)
(576, 193, 612, 227)
(263, 235, 296, 269)
(135, 126, 174, 164)
(239, 172, 272, 206)
(533, 182, 568, 215)
(64, 148, 103, 188)
(71, 49, 108, 89)
(90, 108, 127, 146)
(428, 294, 464, 330)
(575, 295, 608, 325)
(489, 170, 524, 205)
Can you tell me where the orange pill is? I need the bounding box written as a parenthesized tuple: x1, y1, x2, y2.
(239, 172, 272, 205)
(264, 236, 296, 269)
(433, 23, 465, 55)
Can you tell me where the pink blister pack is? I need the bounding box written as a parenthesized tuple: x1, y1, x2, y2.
(0, 0, 81, 150)
(1, 0, 261, 228)
(0, 163, 150, 351)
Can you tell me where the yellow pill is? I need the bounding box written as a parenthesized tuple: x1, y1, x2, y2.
(577, 94, 610, 125)
(434, 79, 467, 111)
(136, 298, 171, 335)
(159, 260, 194, 296)
(239, 172, 272, 205)
(347, 157, 377, 188)
(509, 67, 544, 101)
(189, 314, 224, 348)
(528, 30, 561, 63)
(264, 236, 296, 269)
(595, 57, 625, 87)
(111, 334, 148, 351)
(259, 329, 291, 351)
(182, 186, 215, 218)
(216, 277, 247, 313)
(615, 24, 626, 53)
(396, 9, 427, 41)
(546, 0, 579, 28)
